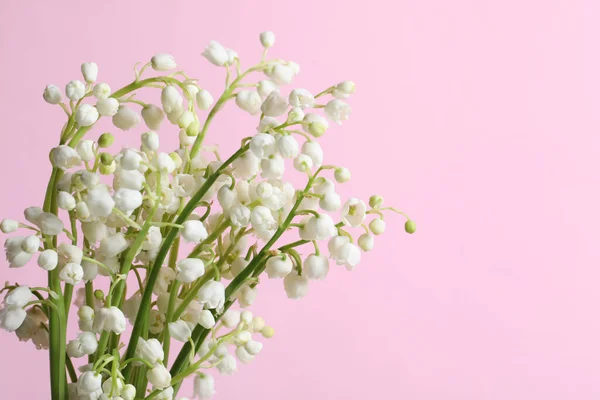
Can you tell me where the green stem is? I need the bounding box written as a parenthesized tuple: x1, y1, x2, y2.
(170, 176, 318, 389)
(122, 145, 249, 381)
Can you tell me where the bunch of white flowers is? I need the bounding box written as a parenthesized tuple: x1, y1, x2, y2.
(0, 31, 414, 400)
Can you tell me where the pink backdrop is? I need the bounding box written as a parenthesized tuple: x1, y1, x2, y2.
(1, 0, 600, 398)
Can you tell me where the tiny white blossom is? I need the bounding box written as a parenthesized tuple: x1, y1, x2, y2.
(257, 80, 278, 99)
(260, 31, 275, 48)
(196, 89, 214, 110)
(151, 54, 177, 71)
(96, 97, 119, 117)
(92, 82, 111, 99)
(324, 99, 351, 124)
(266, 254, 293, 279)
(194, 373, 216, 399)
(288, 88, 315, 109)
(141, 104, 165, 130)
(43, 85, 62, 104)
(261, 91, 288, 117)
(332, 80, 356, 99)
(283, 272, 309, 299)
(0, 219, 18, 233)
(176, 258, 205, 283)
(235, 91, 262, 115)
(302, 113, 329, 137)
(113, 106, 141, 130)
(59, 262, 84, 285)
(202, 41, 229, 66)
(341, 198, 367, 227)
(66, 80, 86, 101)
(81, 62, 98, 83)
(181, 220, 208, 243)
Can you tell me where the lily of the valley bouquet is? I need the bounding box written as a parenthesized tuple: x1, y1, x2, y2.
(0, 32, 414, 400)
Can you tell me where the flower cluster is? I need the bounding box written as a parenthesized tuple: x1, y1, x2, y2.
(0, 32, 414, 400)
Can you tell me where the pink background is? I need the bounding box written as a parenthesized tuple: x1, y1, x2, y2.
(1, 0, 600, 398)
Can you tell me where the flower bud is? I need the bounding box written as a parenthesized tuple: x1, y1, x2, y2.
(51, 145, 82, 170)
(236, 345, 254, 364)
(235, 90, 262, 115)
(369, 218, 386, 235)
(368, 195, 384, 209)
(175, 258, 205, 283)
(267, 64, 294, 85)
(265, 254, 293, 279)
(186, 120, 201, 137)
(245, 339, 263, 356)
(43, 85, 62, 104)
(293, 154, 313, 173)
(99, 152, 113, 166)
(181, 220, 208, 243)
(252, 316, 265, 332)
(260, 31, 275, 48)
(113, 106, 141, 130)
(405, 220, 416, 234)
(196, 89, 214, 110)
(77, 305, 94, 331)
(261, 325, 275, 338)
(202, 41, 228, 66)
(302, 113, 329, 137)
(141, 104, 165, 130)
(358, 233, 374, 251)
(96, 133, 114, 149)
(257, 80, 278, 99)
(334, 167, 351, 183)
(76, 201, 90, 220)
(65, 80, 85, 101)
(92, 82, 111, 99)
(151, 54, 177, 71)
(95, 97, 119, 117)
(261, 91, 288, 117)
(147, 364, 171, 389)
(141, 131, 160, 152)
(177, 110, 195, 129)
(287, 106, 304, 123)
(81, 62, 98, 83)
(161, 85, 183, 114)
(21, 235, 40, 254)
(56, 191, 72, 211)
(333, 80, 356, 99)
(0, 219, 18, 233)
